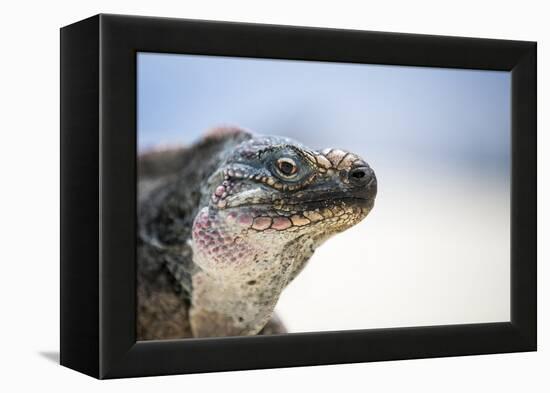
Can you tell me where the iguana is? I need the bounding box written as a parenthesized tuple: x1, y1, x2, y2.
(137, 127, 377, 340)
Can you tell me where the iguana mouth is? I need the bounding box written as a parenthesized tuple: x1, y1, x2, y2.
(223, 179, 376, 212)
(226, 196, 374, 211)
(210, 195, 374, 234)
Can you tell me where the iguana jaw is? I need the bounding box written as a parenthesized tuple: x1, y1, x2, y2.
(189, 191, 375, 337)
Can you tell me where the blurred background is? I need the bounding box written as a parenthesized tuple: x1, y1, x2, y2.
(138, 52, 510, 333)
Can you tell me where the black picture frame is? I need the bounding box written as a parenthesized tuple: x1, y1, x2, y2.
(60, 14, 537, 379)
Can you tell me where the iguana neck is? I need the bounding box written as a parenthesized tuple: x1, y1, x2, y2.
(189, 207, 316, 337)
(189, 268, 285, 337)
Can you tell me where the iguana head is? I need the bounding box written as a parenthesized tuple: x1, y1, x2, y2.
(190, 134, 376, 337)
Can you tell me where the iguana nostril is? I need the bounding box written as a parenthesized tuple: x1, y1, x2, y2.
(348, 167, 370, 184)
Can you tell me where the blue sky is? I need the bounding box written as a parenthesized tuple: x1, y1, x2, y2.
(137, 52, 510, 175)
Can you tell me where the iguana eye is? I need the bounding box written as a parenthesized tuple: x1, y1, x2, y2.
(276, 157, 298, 177)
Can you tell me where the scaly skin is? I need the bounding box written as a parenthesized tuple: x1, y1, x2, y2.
(137, 128, 377, 339)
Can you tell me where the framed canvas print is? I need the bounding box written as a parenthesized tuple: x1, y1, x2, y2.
(60, 14, 537, 379)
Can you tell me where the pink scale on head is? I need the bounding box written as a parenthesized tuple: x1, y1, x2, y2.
(214, 185, 225, 197)
(252, 217, 272, 230)
(271, 217, 292, 230)
(238, 214, 254, 227)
